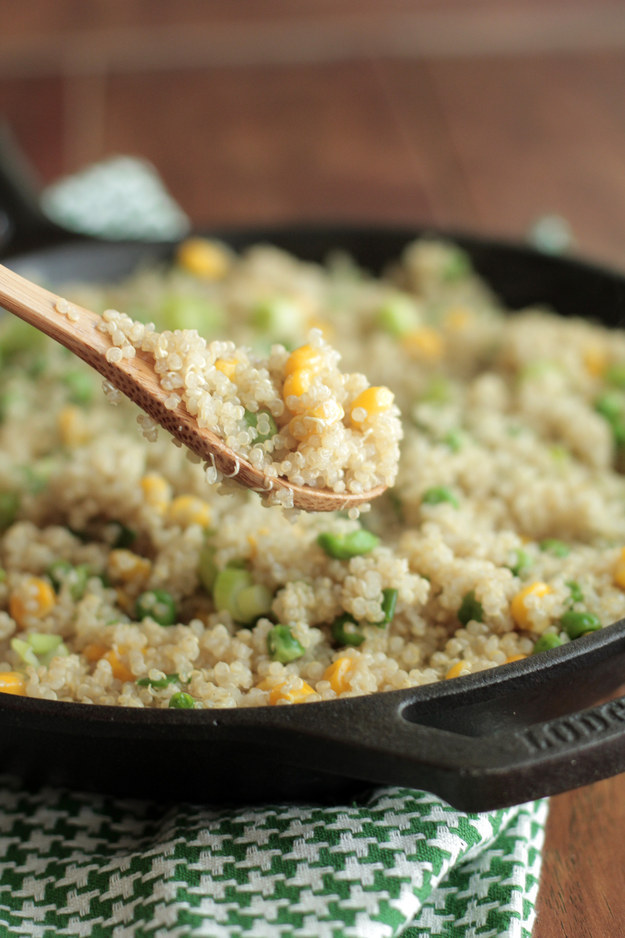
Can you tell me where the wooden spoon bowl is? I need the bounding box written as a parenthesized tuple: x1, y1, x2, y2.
(0, 264, 387, 511)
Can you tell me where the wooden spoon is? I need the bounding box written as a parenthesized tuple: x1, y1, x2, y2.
(0, 264, 387, 511)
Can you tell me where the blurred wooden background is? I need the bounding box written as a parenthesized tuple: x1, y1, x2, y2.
(3, 2, 625, 935)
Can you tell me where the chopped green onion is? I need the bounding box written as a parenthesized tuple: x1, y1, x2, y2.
(510, 548, 532, 577)
(421, 486, 460, 509)
(560, 610, 601, 640)
(605, 364, 625, 388)
(62, 370, 94, 405)
(135, 590, 178, 626)
(317, 529, 380, 560)
(212, 567, 272, 624)
(331, 613, 365, 647)
(168, 692, 195, 709)
(244, 409, 278, 443)
(198, 542, 218, 592)
(0, 492, 19, 530)
(0, 568, 6, 583)
(539, 538, 570, 558)
(421, 376, 452, 404)
(109, 522, 137, 549)
(251, 298, 301, 340)
(159, 294, 224, 334)
(441, 429, 463, 452)
(137, 672, 182, 689)
(27, 633, 63, 656)
(11, 638, 38, 668)
(375, 294, 420, 337)
(441, 247, 472, 282)
(234, 584, 273, 625)
(267, 625, 305, 663)
(566, 580, 584, 604)
(532, 633, 564, 654)
(374, 588, 398, 627)
(47, 561, 90, 600)
(458, 590, 484, 626)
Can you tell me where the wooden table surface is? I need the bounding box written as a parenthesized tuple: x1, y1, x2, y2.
(3, 5, 625, 934)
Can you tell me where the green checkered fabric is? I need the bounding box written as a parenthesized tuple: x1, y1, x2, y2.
(0, 779, 547, 937)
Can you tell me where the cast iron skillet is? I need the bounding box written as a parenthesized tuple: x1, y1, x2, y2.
(3, 162, 625, 812)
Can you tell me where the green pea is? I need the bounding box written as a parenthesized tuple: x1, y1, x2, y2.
(137, 672, 182, 689)
(510, 548, 532, 578)
(0, 492, 19, 530)
(421, 486, 460, 509)
(135, 590, 178, 626)
(375, 588, 398, 628)
(244, 409, 278, 443)
(458, 590, 484, 626)
(267, 625, 305, 664)
(560, 610, 601, 640)
(331, 613, 365, 647)
(566, 580, 584, 604)
(317, 529, 380, 560)
(539, 539, 570, 558)
(532, 633, 564, 654)
(168, 692, 195, 709)
(62, 370, 94, 405)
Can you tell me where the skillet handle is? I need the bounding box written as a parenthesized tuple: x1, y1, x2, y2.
(263, 624, 625, 811)
(0, 123, 66, 257)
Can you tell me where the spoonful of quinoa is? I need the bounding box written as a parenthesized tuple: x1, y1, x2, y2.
(0, 262, 401, 511)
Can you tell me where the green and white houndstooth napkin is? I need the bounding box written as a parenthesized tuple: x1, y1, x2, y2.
(0, 777, 547, 938)
(0, 157, 551, 937)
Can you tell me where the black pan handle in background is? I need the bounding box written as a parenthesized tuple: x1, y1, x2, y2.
(0, 123, 71, 257)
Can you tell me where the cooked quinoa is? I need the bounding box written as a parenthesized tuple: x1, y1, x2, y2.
(96, 309, 401, 498)
(1, 235, 625, 709)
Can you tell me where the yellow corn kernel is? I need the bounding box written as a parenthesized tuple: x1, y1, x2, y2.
(401, 327, 444, 360)
(349, 386, 394, 425)
(167, 495, 212, 528)
(510, 581, 552, 630)
(0, 671, 26, 696)
(102, 649, 134, 683)
(283, 369, 313, 401)
(58, 406, 90, 446)
(614, 548, 625, 588)
(176, 238, 230, 280)
(445, 661, 470, 680)
(583, 346, 607, 378)
(268, 680, 315, 705)
(444, 306, 473, 332)
(284, 344, 323, 377)
(107, 549, 151, 585)
(140, 473, 172, 513)
(83, 642, 109, 663)
(214, 358, 236, 379)
(324, 657, 355, 695)
(505, 653, 527, 663)
(9, 576, 56, 628)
